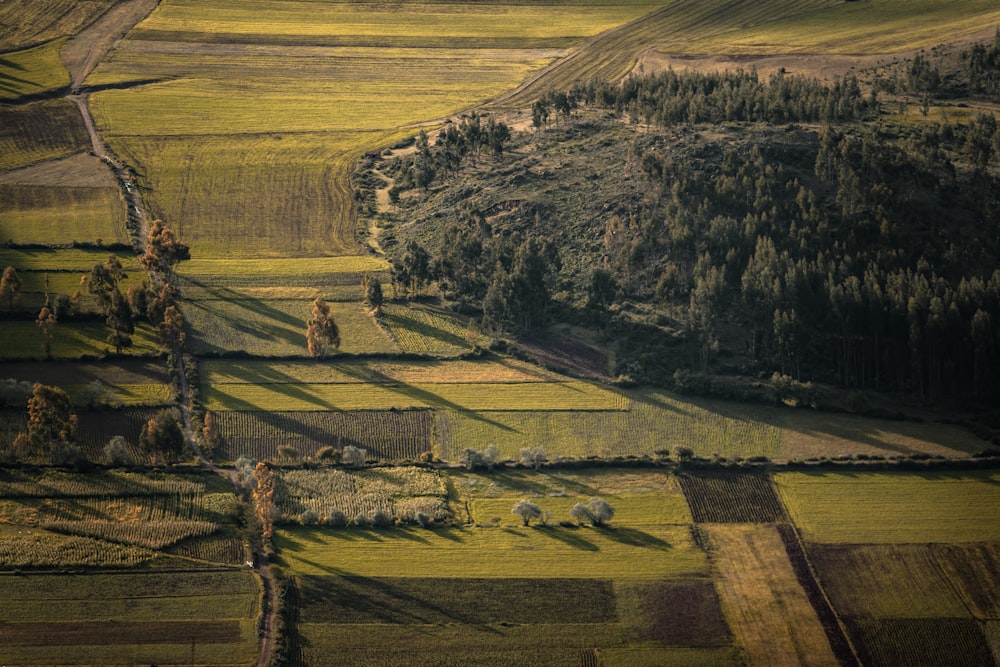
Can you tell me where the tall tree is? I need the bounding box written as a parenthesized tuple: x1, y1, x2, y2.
(252, 462, 278, 541)
(362, 273, 383, 316)
(306, 298, 340, 357)
(0, 266, 22, 311)
(511, 499, 542, 527)
(106, 290, 134, 354)
(141, 220, 190, 276)
(87, 255, 126, 316)
(26, 384, 77, 461)
(158, 304, 186, 350)
(35, 306, 56, 358)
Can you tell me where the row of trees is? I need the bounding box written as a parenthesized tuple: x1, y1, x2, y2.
(511, 497, 615, 527)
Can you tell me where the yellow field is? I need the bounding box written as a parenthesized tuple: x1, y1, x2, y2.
(0, 322, 161, 360)
(0, 0, 115, 51)
(706, 524, 838, 667)
(0, 101, 90, 170)
(775, 471, 1000, 543)
(0, 184, 128, 246)
(178, 255, 388, 276)
(0, 38, 69, 99)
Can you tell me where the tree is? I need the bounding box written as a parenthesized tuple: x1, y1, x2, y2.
(460, 444, 499, 471)
(342, 445, 367, 467)
(106, 289, 134, 354)
(35, 306, 56, 358)
(277, 444, 300, 462)
(316, 446, 340, 464)
(362, 273, 383, 316)
(140, 220, 190, 276)
(586, 497, 615, 527)
(104, 435, 131, 466)
(201, 411, 220, 455)
(306, 298, 340, 357)
(569, 502, 594, 526)
(511, 499, 542, 526)
(519, 446, 547, 470)
(158, 304, 186, 350)
(26, 384, 77, 462)
(0, 266, 22, 311)
(252, 462, 278, 541)
(87, 255, 126, 316)
(139, 409, 185, 464)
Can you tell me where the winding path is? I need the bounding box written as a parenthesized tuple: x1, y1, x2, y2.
(60, 2, 281, 664)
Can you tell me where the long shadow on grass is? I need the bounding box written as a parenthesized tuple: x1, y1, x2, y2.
(531, 525, 599, 551)
(338, 364, 516, 432)
(383, 308, 467, 351)
(595, 526, 671, 549)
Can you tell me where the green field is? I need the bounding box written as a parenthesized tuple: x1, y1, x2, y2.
(0, 570, 259, 665)
(0, 321, 161, 360)
(0, 100, 90, 170)
(0, 183, 128, 246)
(0, 38, 70, 99)
(776, 471, 1000, 543)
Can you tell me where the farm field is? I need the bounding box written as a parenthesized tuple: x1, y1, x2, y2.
(0, 359, 170, 407)
(0, 321, 161, 360)
(88, 0, 672, 259)
(0, 38, 69, 99)
(0, 0, 116, 52)
(0, 100, 89, 170)
(775, 470, 1000, 543)
(0, 182, 128, 246)
(0, 570, 259, 665)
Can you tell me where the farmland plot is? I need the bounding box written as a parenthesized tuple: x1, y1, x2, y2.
(0, 38, 70, 99)
(679, 472, 787, 523)
(0, 101, 89, 170)
(0, 183, 128, 246)
(213, 409, 432, 462)
(775, 471, 1000, 543)
(0, 321, 161, 360)
(0, 570, 260, 665)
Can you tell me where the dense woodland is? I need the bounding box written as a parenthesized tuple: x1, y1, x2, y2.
(365, 47, 1000, 407)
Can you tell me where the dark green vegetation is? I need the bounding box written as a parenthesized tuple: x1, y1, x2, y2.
(372, 65, 1000, 409)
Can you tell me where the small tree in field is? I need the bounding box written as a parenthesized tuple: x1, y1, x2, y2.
(36, 306, 56, 358)
(104, 435, 131, 466)
(511, 499, 542, 526)
(342, 445, 367, 467)
(201, 411, 220, 456)
(277, 444, 299, 462)
(519, 446, 546, 470)
(362, 273, 383, 316)
(586, 497, 615, 527)
(139, 409, 185, 464)
(570, 502, 594, 526)
(1, 266, 23, 311)
(306, 297, 340, 357)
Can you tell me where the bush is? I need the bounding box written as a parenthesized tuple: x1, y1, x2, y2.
(325, 509, 348, 527)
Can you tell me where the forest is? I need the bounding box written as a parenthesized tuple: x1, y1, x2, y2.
(371, 49, 1000, 407)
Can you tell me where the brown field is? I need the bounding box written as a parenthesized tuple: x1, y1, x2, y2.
(0, 0, 115, 51)
(0, 152, 115, 187)
(680, 472, 787, 523)
(705, 524, 838, 666)
(845, 617, 994, 667)
(0, 619, 242, 645)
(213, 409, 432, 462)
(0, 100, 90, 170)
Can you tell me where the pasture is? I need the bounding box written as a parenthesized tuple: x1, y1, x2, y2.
(0, 182, 128, 246)
(0, 321, 161, 360)
(0, 100, 89, 170)
(0, 0, 116, 52)
(0, 38, 69, 99)
(775, 470, 1000, 543)
(0, 570, 260, 665)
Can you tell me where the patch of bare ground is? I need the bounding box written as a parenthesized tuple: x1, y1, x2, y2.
(0, 152, 116, 187)
(705, 524, 841, 667)
(60, 0, 159, 90)
(516, 326, 612, 382)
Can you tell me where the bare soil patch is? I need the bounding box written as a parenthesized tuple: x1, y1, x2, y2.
(60, 0, 159, 90)
(0, 152, 116, 187)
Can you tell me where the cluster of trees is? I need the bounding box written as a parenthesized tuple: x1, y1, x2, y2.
(391, 214, 560, 335)
(511, 496, 614, 527)
(878, 30, 1000, 101)
(386, 112, 511, 197)
(534, 69, 876, 128)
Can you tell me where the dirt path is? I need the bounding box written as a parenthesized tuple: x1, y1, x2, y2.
(60, 0, 160, 91)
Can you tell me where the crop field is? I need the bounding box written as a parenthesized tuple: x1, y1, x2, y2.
(845, 617, 994, 667)
(381, 304, 483, 355)
(0, 183, 128, 246)
(679, 472, 787, 523)
(0, 100, 90, 170)
(12, 270, 147, 314)
(0, 247, 140, 272)
(1, 408, 163, 463)
(0, 0, 116, 52)
(183, 294, 398, 356)
(500, 0, 1000, 107)
(212, 409, 432, 462)
(275, 467, 449, 524)
(0, 38, 69, 99)
(0, 321, 161, 360)
(0, 570, 260, 665)
(86, 0, 670, 258)
(177, 255, 388, 278)
(704, 524, 839, 667)
(775, 471, 1000, 543)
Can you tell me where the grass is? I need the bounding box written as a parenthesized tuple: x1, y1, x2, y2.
(178, 255, 388, 276)
(0, 100, 90, 170)
(276, 522, 706, 580)
(775, 470, 1000, 543)
(205, 379, 625, 412)
(381, 304, 483, 355)
(0, 0, 115, 52)
(0, 247, 140, 272)
(0, 38, 70, 99)
(14, 270, 145, 314)
(0, 570, 259, 665)
(184, 296, 398, 356)
(0, 321, 161, 360)
(0, 183, 129, 246)
(704, 524, 839, 667)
